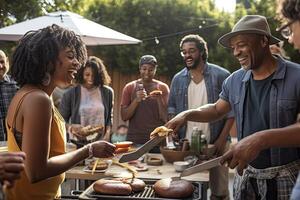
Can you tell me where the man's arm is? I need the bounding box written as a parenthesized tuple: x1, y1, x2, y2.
(165, 99, 231, 134)
(221, 123, 300, 175)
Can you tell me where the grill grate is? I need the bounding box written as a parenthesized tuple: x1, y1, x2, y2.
(79, 179, 203, 200)
(131, 185, 155, 198)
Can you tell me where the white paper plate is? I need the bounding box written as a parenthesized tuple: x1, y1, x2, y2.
(83, 166, 107, 173)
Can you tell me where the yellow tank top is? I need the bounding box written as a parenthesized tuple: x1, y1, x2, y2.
(5, 89, 66, 200)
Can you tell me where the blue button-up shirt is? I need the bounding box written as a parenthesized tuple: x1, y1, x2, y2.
(168, 62, 232, 143)
(220, 56, 300, 166)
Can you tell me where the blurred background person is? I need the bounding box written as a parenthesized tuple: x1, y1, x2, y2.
(110, 124, 128, 144)
(0, 50, 18, 141)
(120, 55, 169, 151)
(60, 56, 114, 147)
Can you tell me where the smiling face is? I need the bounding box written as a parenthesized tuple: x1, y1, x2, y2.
(181, 41, 202, 69)
(139, 63, 156, 81)
(229, 34, 266, 71)
(0, 51, 8, 80)
(83, 66, 95, 89)
(52, 47, 80, 88)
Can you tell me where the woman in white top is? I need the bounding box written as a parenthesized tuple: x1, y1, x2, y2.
(60, 56, 114, 146)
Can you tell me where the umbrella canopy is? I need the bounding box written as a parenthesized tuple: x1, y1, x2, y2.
(0, 11, 141, 46)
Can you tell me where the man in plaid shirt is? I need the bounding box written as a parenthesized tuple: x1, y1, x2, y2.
(0, 50, 18, 141)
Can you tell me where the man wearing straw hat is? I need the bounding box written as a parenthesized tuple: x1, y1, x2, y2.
(165, 15, 300, 199)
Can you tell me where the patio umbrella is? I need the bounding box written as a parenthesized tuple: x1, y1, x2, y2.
(0, 10, 141, 46)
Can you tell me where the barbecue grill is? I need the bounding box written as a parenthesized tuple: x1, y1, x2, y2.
(78, 179, 207, 200)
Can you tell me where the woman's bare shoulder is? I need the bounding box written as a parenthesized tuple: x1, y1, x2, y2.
(7, 88, 52, 128)
(13, 88, 52, 115)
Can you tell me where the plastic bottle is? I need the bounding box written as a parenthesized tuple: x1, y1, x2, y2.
(191, 127, 202, 153)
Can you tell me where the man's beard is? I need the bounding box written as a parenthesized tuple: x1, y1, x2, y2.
(184, 56, 200, 70)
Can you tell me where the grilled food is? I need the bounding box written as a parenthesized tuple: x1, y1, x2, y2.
(88, 160, 108, 170)
(79, 125, 103, 137)
(149, 90, 162, 96)
(150, 126, 173, 139)
(93, 178, 146, 195)
(113, 141, 133, 149)
(153, 178, 194, 198)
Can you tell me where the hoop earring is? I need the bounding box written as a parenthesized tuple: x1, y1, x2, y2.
(42, 72, 51, 86)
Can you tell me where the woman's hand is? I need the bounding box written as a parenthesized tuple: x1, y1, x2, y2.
(0, 152, 26, 188)
(68, 124, 86, 139)
(91, 141, 116, 158)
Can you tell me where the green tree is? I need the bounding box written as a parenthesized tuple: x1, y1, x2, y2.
(1, 0, 298, 76)
(86, 0, 239, 76)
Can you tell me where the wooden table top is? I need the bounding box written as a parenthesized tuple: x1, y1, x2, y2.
(66, 154, 209, 182)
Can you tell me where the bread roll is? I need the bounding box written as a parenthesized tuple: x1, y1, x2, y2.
(124, 178, 146, 192)
(88, 160, 108, 170)
(93, 179, 132, 195)
(115, 147, 129, 154)
(150, 126, 173, 138)
(153, 178, 194, 198)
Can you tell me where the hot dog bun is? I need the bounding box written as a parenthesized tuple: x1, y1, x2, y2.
(149, 90, 162, 95)
(93, 178, 146, 195)
(93, 179, 132, 195)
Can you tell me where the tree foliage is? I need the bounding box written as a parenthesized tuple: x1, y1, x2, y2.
(86, 0, 240, 75)
(0, 0, 298, 77)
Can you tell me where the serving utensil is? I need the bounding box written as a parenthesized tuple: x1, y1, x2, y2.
(119, 136, 165, 163)
(172, 156, 223, 180)
(91, 158, 100, 174)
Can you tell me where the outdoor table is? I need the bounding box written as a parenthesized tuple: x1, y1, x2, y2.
(65, 154, 209, 199)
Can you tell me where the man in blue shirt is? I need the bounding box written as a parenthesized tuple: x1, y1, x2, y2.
(0, 50, 18, 141)
(168, 34, 234, 200)
(166, 15, 300, 199)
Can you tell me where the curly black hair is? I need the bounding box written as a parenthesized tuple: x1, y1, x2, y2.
(11, 24, 87, 86)
(179, 34, 208, 63)
(279, 0, 300, 21)
(76, 56, 111, 87)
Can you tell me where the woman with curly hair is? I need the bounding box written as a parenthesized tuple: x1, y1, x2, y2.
(5, 25, 115, 200)
(60, 56, 114, 145)
(277, 0, 300, 50)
